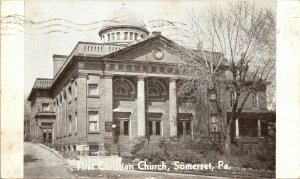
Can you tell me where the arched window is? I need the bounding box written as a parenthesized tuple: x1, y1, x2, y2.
(148, 87, 160, 97)
(146, 78, 167, 100)
(113, 78, 135, 99)
(115, 85, 128, 96)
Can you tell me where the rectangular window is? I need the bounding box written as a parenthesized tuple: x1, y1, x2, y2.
(148, 121, 153, 135)
(129, 32, 133, 40)
(143, 66, 148, 72)
(75, 112, 78, 132)
(124, 121, 129, 136)
(75, 82, 77, 99)
(48, 133, 52, 142)
(42, 103, 50, 111)
(43, 132, 47, 142)
(107, 34, 110, 42)
(68, 86, 72, 102)
(151, 66, 157, 72)
(156, 121, 161, 135)
(126, 64, 132, 71)
(53, 102, 56, 112)
(252, 93, 259, 108)
(124, 32, 128, 40)
(64, 91, 67, 101)
(110, 64, 115, 70)
(135, 65, 140, 72)
(88, 84, 98, 96)
(149, 121, 161, 136)
(209, 115, 219, 133)
(177, 120, 192, 136)
(177, 122, 183, 136)
(89, 111, 98, 132)
(159, 66, 165, 73)
(116, 32, 120, 40)
(210, 124, 219, 133)
(230, 91, 236, 107)
(89, 145, 99, 156)
(118, 64, 123, 71)
(186, 121, 191, 135)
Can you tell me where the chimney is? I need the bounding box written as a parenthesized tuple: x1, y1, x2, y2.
(53, 54, 68, 77)
(152, 31, 161, 36)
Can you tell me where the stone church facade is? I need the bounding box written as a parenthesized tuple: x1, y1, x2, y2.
(28, 7, 275, 156)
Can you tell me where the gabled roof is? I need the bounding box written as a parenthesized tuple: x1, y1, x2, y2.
(100, 34, 174, 59)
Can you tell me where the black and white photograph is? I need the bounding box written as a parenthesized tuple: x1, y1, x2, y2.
(1, 0, 300, 178)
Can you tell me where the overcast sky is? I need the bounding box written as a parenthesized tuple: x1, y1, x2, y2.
(1, 0, 276, 96)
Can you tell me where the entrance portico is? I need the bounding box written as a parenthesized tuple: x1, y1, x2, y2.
(108, 75, 180, 150)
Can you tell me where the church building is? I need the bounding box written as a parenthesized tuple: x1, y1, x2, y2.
(28, 7, 275, 156)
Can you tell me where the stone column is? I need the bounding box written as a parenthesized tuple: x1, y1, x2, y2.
(235, 119, 239, 137)
(169, 78, 177, 137)
(257, 119, 261, 137)
(137, 76, 146, 136)
(104, 75, 113, 127)
(77, 73, 87, 141)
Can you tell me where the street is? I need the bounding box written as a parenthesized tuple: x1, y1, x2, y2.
(24, 142, 75, 178)
(24, 142, 231, 179)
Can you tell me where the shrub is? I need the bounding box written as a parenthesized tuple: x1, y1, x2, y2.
(231, 144, 244, 156)
(131, 140, 146, 155)
(136, 144, 167, 164)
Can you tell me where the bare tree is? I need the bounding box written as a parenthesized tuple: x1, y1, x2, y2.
(163, 2, 275, 154)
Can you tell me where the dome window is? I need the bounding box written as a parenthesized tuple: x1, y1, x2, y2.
(111, 33, 115, 41)
(129, 32, 133, 40)
(117, 32, 120, 40)
(124, 32, 128, 40)
(107, 34, 110, 42)
(134, 33, 138, 40)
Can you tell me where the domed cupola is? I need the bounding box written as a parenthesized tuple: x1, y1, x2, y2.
(99, 7, 149, 45)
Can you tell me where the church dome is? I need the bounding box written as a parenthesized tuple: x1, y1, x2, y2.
(98, 7, 149, 44)
(99, 7, 148, 34)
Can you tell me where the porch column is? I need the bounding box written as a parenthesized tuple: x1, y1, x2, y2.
(257, 119, 261, 137)
(235, 119, 239, 137)
(137, 76, 146, 136)
(169, 78, 177, 137)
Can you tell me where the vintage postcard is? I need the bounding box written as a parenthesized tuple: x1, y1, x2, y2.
(1, 0, 300, 178)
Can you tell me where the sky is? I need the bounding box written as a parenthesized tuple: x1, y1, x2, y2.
(1, 0, 276, 96)
(22, 1, 196, 96)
